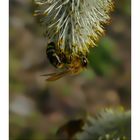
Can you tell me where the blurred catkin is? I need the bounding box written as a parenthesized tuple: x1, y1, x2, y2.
(34, 0, 114, 55)
(76, 109, 131, 140)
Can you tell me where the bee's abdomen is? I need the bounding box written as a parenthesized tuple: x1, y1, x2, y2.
(46, 42, 55, 54)
(46, 43, 62, 68)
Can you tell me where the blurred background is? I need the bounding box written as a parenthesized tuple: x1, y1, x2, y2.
(9, 0, 131, 139)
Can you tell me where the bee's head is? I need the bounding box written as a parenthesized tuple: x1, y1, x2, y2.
(81, 56, 88, 68)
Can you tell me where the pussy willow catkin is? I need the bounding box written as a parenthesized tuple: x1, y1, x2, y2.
(34, 0, 114, 55)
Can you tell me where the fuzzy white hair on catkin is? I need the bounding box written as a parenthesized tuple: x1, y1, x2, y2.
(34, 0, 114, 55)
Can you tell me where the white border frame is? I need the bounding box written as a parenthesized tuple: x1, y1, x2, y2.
(132, 0, 140, 140)
(0, 0, 9, 140)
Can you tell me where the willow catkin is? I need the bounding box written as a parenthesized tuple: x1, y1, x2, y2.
(34, 0, 114, 55)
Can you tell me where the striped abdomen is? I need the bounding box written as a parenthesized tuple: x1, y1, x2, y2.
(46, 42, 63, 68)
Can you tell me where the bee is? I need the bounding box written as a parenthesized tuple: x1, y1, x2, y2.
(56, 119, 85, 140)
(42, 42, 88, 81)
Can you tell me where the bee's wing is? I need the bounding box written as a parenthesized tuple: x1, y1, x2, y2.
(41, 72, 57, 76)
(45, 70, 70, 81)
